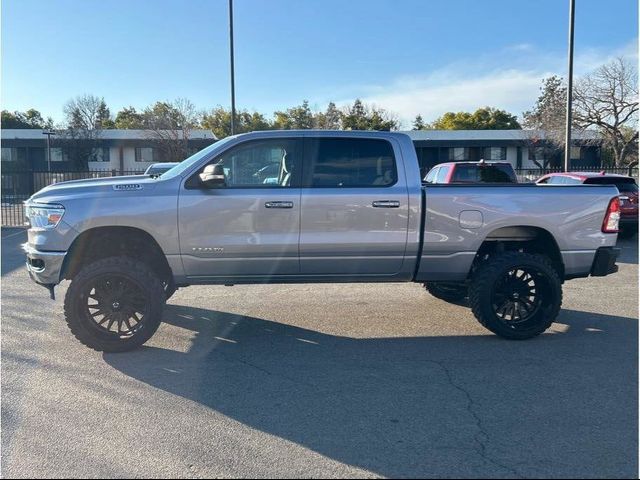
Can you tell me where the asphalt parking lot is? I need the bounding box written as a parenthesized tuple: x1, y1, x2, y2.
(1, 228, 638, 479)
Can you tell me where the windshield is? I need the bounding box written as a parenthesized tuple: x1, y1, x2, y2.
(159, 136, 236, 180)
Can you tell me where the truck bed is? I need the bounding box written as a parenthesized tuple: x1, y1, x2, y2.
(415, 183, 619, 281)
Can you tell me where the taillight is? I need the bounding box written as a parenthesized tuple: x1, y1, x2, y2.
(602, 197, 621, 233)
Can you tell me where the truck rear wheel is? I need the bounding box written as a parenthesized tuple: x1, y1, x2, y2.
(469, 252, 562, 340)
(423, 282, 467, 302)
(63, 256, 165, 352)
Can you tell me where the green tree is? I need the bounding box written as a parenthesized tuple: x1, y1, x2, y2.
(315, 102, 342, 129)
(522, 76, 566, 132)
(1, 109, 53, 129)
(114, 107, 145, 129)
(273, 100, 314, 129)
(412, 114, 426, 130)
(202, 107, 272, 138)
(342, 99, 398, 131)
(522, 76, 569, 168)
(430, 107, 521, 130)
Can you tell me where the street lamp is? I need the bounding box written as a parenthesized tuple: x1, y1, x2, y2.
(229, 0, 236, 135)
(564, 0, 576, 172)
(42, 130, 56, 172)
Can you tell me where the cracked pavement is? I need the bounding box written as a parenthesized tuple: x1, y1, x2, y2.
(2, 228, 638, 478)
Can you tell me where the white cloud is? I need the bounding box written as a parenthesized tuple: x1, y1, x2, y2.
(329, 39, 638, 128)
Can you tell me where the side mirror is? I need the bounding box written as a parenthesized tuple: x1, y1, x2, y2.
(199, 164, 226, 188)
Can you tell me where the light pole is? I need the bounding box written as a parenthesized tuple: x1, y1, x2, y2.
(42, 130, 56, 172)
(229, 0, 236, 135)
(564, 0, 576, 172)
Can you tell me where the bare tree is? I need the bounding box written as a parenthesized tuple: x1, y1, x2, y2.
(60, 94, 113, 168)
(64, 94, 113, 130)
(143, 98, 202, 162)
(574, 58, 639, 167)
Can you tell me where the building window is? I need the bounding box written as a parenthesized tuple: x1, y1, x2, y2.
(1, 147, 13, 162)
(483, 147, 507, 161)
(135, 147, 155, 162)
(448, 147, 482, 161)
(1, 147, 28, 162)
(449, 148, 468, 161)
(570, 146, 581, 160)
(89, 147, 110, 162)
(50, 148, 67, 162)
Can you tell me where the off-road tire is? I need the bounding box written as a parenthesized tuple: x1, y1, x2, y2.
(64, 256, 165, 352)
(469, 252, 562, 340)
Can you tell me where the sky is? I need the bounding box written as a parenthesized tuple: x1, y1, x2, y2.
(1, 0, 638, 128)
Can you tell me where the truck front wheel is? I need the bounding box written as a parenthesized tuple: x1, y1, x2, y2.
(63, 256, 165, 352)
(469, 252, 562, 340)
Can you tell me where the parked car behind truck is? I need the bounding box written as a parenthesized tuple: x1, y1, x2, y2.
(424, 160, 518, 184)
(24, 131, 621, 352)
(537, 171, 638, 238)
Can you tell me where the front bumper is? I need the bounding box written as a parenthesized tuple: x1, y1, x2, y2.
(590, 246, 620, 277)
(23, 243, 66, 286)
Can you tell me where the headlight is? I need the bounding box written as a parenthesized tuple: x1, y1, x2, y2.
(25, 203, 65, 229)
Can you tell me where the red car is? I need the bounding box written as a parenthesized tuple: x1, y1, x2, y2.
(424, 161, 518, 184)
(536, 171, 638, 238)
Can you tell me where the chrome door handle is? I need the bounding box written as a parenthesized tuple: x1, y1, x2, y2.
(265, 201, 294, 209)
(372, 200, 400, 208)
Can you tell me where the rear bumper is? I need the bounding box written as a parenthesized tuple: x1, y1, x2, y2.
(23, 243, 66, 286)
(590, 246, 620, 277)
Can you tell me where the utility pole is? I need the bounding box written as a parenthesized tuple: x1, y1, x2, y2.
(229, 0, 236, 135)
(42, 130, 56, 172)
(564, 0, 576, 172)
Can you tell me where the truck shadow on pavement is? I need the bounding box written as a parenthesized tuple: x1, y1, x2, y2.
(1, 229, 26, 277)
(104, 304, 639, 478)
(617, 236, 639, 264)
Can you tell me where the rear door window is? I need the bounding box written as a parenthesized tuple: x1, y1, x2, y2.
(306, 138, 397, 188)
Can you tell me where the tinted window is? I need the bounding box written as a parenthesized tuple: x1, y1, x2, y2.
(435, 166, 449, 183)
(451, 164, 516, 183)
(308, 138, 397, 187)
(585, 177, 639, 193)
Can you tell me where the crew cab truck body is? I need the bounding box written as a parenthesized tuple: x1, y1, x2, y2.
(24, 131, 621, 352)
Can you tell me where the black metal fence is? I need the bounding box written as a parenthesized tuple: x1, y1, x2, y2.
(1, 169, 144, 227)
(2, 166, 638, 227)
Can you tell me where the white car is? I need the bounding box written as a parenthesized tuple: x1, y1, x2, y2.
(144, 162, 179, 176)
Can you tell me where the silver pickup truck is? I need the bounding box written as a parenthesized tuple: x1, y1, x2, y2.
(24, 131, 621, 352)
